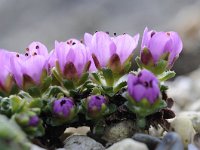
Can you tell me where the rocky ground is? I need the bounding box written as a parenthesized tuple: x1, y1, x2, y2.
(2, 1, 200, 150)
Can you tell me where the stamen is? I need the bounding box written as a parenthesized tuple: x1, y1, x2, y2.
(16, 54, 20, 57)
(114, 32, 117, 36)
(36, 45, 39, 49)
(33, 52, 37, 56)
(60, 99, 66, 106)
(166, 32, 170, 36)
(26, 48, 29, 51)
(72, 42, 76, 45)
(151, 32, 155, 37)
(25, 53, 29, 56)
(106, 31, 109, 34)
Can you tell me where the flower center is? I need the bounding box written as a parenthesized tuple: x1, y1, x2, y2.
(60, 99, 66, 106)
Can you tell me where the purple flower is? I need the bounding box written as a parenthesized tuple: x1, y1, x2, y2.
(141, 27, 183, 68)
(26, 42, 48, 57)
(10, 53, 48, 88)
(86, 95, 107, 117)
(84, 31, 139, 70)
(53, 98, 75, 118)
(29, 116, 40, 126)
(0, 50, 16, 92)
(128, 69, 160, 104)
(54, 39, 91, 79)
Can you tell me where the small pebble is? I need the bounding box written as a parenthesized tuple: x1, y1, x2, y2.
(170, 116, 196, 147)
(155, 132, 184, 150)
(132, 133, 161, 150)
(64, 135, 105, 150)
(106, 138, 148, 150)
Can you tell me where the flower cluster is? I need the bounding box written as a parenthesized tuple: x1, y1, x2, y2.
(0, 27, 182, 149)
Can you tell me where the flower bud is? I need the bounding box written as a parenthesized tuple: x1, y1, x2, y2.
(86, 95, 107, 118)
(140, 27, 183, 72)
(15, 113, 40, 127)
(28, 116, 40, 126)
(52, 97, 75, 119)
(128, 69, 160, 104)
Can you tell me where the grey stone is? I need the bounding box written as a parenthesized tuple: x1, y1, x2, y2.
(132, 133, 161, 150)
(102, 120, 136, 143)
(155, 132, 184, 150)
(64, 135, 105, 150)
(169, 116, 196, 147)
(193, 133, 200, 149)
(106, 138, 148, 150)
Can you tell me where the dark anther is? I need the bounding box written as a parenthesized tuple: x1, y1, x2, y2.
(114, 33, 117, 36)
(16, 54, 20, 57)
(138, 72, 142, 77)
(149, 80, 153, 87)
(72, 42, 76, 45)
(106, 31, 109, 34)
(95, 31, 98, 33)
(25, 53, 29, 56)
(123, 33, 126, 35)
(26, 48, 29, 51)
(166, 32, 170, 36)
(36, 45, 39, 49)
(151, 32, 155, 37)
(144, 81, 149, 87)
(60, 99, 66, 106)
(33, 52, 37, 56)
(95, 96, 101, 100)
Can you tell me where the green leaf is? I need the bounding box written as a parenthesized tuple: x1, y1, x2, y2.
(10, 96, 26, 113)
(52, 67, 62, 83)
(106, 104, 117, 115)
(27, 86, 41, 98)
(102, 86, 114, 97)
(29, 99, 43, 108)
(160, 84, 168, 92)
(158, 71, 176, 81)
(92, 87, 101, 95)
(45, 86, 69, 97)
(91, 72, 101, 84)
(41, 76, 52, 93)
(113, 81, 127, 93)
(102, 68, 114, 86)
(63, 79, 75, 90)
(135, 56, 143, 69)
(78, 73, 89, 85)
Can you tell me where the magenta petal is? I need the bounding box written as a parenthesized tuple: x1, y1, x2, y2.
(168, 32, 183, 64)
(28, 42, 48, 57)
(131, 84, 145, 102)
(10, 55, 23, 87)
(90, 31, 116, 67)
(114, 33, 139, 63)
(145, 81, 159, 103)
(148, 32, 171, 63)
(84, 33, 93, 47)
(141, 27, 155, 49)
(55, 41, 70, 72)
(23, 55, 47, 84)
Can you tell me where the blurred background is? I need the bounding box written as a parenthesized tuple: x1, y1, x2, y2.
(1, 0, 200, 75)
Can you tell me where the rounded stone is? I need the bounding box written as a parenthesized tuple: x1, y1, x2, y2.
(132, 133, 161, 150)
(106, 138, 148, 150)
(64, 135, 105, 150)
(155, 132, 184, 150)
(169, 116, 196, 147)
(102, 120, 136, 143)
